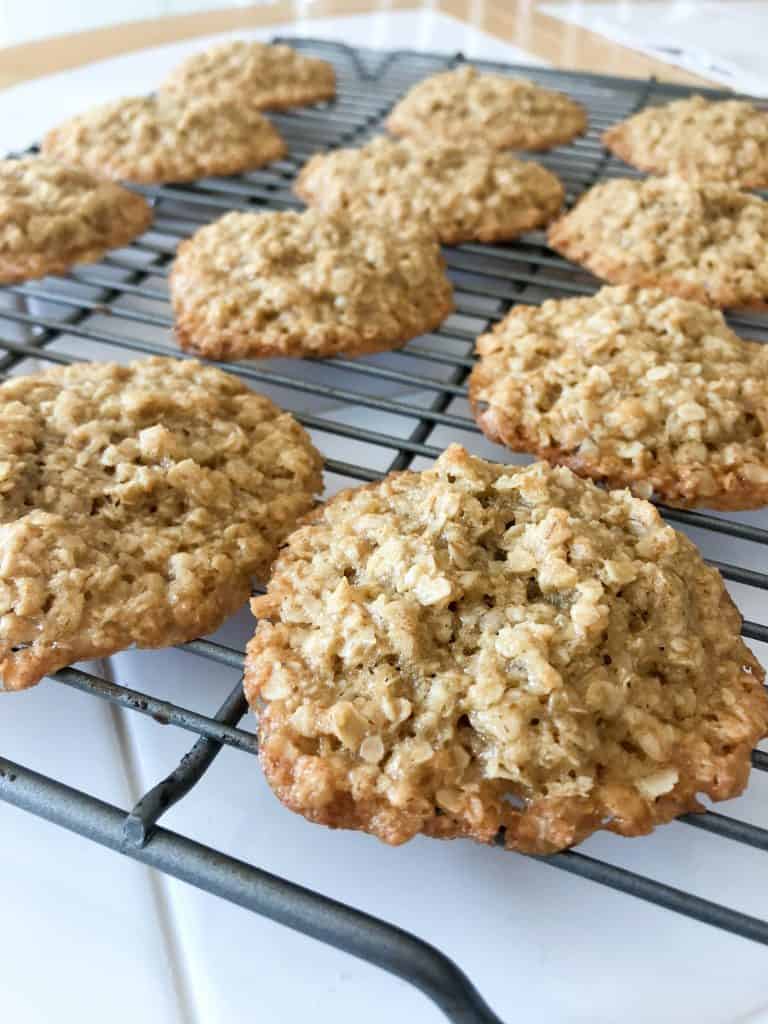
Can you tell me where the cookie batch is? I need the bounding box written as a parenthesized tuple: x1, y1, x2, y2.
(2, 42, 767, 855)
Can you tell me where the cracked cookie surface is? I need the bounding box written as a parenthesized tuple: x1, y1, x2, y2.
(470, 286, 768, 509)
(245, 445, 767, 853)
(0, 357, 322, 690)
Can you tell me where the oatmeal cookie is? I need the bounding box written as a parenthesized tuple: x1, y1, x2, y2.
(170, 209, 454, 360)
(548, 177, 768, 309)
(603, 96, 768, 188)
(162, 40, 336, 110)
(0, 157, 151, 283)
(245, 445, 767, 854)
(470, 286, 768, 509)
(295, 137, 564, 245)
(42, 94, 286, 184)
(387, 65, 586, 151)
(0, 357, 322, 691)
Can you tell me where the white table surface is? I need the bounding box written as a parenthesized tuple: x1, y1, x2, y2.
(1, 9, 768, 1024)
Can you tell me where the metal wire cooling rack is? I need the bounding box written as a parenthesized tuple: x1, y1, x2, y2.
(1, 38, 768, 1024)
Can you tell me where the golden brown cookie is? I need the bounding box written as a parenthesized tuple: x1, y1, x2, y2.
(548, 176, 768, 309)
(0, 357, 322, 691)
(387, 65, 586, 151)
(470, 286, 768, 510)
(245, 445, 767, 854)
(0, 157, 151, 283)
(170, 209, 454, 360)
(603, 96, 768, 188)
(295, 137, 564, 245)
(42, 93, 286, 184)
(162, 40, 336, 110)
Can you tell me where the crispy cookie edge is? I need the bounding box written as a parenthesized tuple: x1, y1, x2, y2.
(168, 234, 456, 360)
(1, 579, 253, 692)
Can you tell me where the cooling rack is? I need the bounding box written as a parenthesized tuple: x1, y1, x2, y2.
(1, 38, 768, 1024)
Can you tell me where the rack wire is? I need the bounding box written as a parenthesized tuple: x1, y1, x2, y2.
(1, 38, 768, 1024)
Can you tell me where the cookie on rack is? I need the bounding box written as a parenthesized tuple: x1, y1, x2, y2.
(41, 94, 286, 184)
(161, 40, 336, 110)
(245, 444, 768, 854)
(470, 286, 768, 510)
(0, 356, 323, 691)
(548, 176, 768, 308)
(170, 208, 454, 359)
(386, 65, 586, 151)
(0, 157, 151, 283)
(603, 96, 768, 189)
(295, 137, 564, 245)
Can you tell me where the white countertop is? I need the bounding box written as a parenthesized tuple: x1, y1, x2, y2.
(1, 9, 768, 1024)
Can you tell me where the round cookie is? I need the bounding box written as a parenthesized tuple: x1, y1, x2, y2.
(0, 357, 323, 691)
(42, 94, 286, 184)
(470, 286, 768, 510)
(387, 65, 586, 151)
(245, 445, 767, 854)
(603, 96, 768, 189)
(295, 137, 564, 245)
(170, 209, 454, 360)
(548, 176, 768, 309)
(0, 157, 151, 283)
(162, 40, 336, 110)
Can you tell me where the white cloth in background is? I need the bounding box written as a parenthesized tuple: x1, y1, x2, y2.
(544, 1, 768, 96)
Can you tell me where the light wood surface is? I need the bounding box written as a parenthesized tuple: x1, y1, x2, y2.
(0, 0, 719, 91)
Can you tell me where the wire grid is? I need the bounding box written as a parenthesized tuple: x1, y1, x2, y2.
(1, 39, 768, 1024)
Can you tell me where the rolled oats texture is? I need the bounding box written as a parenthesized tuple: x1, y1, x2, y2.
(161, 40, 336, 110)
(603, 96, 768, 189)
(548, 176, 768, 309)
(245, 445, 767, 854)
(295, 137, 564, 245)
(0, 157, 151, 283)
(387, 65, 587, 151)
(41, 93, 286, 184)
(0, 357, 323, 691)
(470, 285, 768, 509)
(169, 208, 455, 360)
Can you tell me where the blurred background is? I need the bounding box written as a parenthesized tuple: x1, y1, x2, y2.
(0, 2, 765, 96)
(0, 1, 269, 44)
